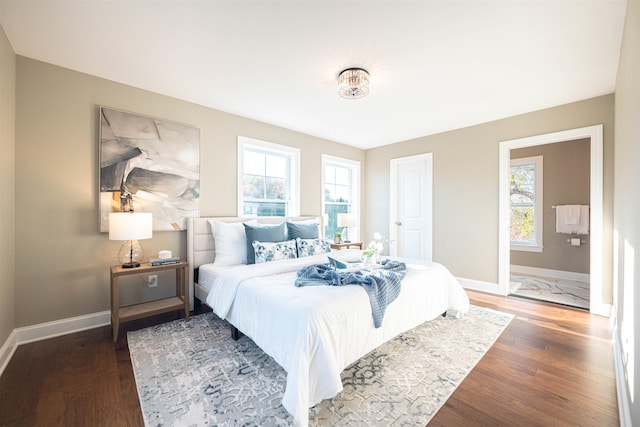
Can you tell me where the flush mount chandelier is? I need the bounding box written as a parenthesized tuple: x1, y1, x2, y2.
(338, 67, 370, 99)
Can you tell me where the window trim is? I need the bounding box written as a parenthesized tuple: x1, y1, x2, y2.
(321, 154, 360, 241)
(510, 155, 543, 252)
(237, 136, 300, 217)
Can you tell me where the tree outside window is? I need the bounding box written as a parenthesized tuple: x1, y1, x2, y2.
(510, 155, 543, 251)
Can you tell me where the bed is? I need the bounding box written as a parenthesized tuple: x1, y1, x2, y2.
(187, 216, 470, 426)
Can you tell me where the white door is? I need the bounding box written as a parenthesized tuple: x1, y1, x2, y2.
(390, 153, 432, 262)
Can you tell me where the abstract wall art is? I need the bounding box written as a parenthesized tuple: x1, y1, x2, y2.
(99, 107, 200, 232)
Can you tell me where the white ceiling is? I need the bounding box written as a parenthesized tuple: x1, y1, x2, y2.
(0, 1, 627, 149)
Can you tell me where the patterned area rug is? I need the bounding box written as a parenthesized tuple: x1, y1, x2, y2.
(128, 305, 513, 426)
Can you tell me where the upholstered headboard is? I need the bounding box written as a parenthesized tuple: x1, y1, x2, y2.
(186, 216, 322, 309)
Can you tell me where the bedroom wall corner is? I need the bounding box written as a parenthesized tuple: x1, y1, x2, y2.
(0, 22, 17, 369)
(13, 56, 364, 329)
(364, 94, 614, 301)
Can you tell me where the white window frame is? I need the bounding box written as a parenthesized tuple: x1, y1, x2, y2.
(321, 154, 360, 241)
(237, 136, 300, 217)
(510, 155, 543, 252)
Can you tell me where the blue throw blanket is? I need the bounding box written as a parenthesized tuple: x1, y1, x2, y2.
(295, 259, 407, 328)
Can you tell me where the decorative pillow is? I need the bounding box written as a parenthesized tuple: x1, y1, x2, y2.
(252, 240, 298, 264)
(244, 222, 286, 264)
(296, 238, 332, 258)
(208, 219, 257, 266)
(286, 221, 320, 240)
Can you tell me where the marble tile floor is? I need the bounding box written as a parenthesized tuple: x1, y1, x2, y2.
(509, 274, 590, 310)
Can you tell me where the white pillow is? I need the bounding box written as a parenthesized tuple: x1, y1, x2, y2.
(208, 219, 257, 266)
(296, 238, 332, 258)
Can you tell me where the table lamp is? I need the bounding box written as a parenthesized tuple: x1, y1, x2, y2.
(109, 212, 153, 268)
(337, 213, 356, 243)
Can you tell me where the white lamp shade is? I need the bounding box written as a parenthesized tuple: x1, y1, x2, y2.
(337, 213, 356, 228)
(109, 212, 153, 241)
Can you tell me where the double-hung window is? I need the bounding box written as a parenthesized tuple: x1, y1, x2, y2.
(238, 136, 299, 217)
(322, 155, 360, 240)
(510, 155, 543, 252)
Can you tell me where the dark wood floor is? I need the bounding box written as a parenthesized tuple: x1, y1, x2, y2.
(0, 291, 619, 426)
(430, 292, 618, 427)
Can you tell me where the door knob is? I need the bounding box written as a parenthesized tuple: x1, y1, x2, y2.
(395, 221, 402, 226)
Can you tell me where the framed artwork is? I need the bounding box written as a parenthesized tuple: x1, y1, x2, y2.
(99, 107, 200, 232)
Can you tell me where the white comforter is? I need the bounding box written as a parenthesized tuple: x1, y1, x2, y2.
(204, 250, 469, 426)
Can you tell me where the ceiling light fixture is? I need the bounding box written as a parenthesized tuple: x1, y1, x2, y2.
(338, 67, 370, 99)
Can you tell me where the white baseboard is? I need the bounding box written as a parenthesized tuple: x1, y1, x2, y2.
(0, 330, 17, 378)
(14, 310, 111, 345)
(510, 264, 590, 283)
(0, 310, 111, 378)
(456, 277, 501, 295)
(611, 315, 633, 426)
(588, 301, 612, 318)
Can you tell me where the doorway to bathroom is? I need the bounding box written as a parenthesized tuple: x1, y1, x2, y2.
(509, 138, 591, 309)
(498, 125, 607, 316)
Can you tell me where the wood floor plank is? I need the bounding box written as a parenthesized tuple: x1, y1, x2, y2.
(430, 291, 618, 427)
(0, 292, 619, 426)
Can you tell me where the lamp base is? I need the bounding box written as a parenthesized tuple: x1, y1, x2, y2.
(121, 262, 141, 268)
(118, 240, 144, 267)
(342, 227, 351, 243)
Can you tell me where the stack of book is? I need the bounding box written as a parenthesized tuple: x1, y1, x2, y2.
(150, 256, 181, 266)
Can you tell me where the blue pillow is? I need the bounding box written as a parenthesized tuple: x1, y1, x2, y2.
(244, 222, 286, 264)
(286, 222, 319, 240)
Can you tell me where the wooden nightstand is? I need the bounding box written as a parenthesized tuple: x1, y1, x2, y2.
(330, 242, 363, 250)
(110, 261, 190, 342)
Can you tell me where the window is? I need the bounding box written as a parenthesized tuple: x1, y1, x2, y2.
(510, 155, 543, 252)
(238, 136, 299, 217)
(322, 155, 360, 240)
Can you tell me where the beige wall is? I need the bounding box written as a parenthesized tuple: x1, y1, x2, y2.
(14, 57, 364, 327)
(511, 139, 590, 274)
(0, 25, 16, 347)
(365, 94, 614, 303)
(613, 0, 639, 424)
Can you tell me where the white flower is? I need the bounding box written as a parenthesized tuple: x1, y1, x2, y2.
(362, 232, 392, 258)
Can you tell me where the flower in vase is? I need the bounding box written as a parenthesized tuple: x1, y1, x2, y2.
(362, 232, 392, 260)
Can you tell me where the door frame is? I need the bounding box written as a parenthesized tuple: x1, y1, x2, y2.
(389, 153, 433, 262)
(498, 124, 607, 316)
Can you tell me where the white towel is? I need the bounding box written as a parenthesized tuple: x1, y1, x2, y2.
(562, 205, 581, 225)
(556, 205, 589, 234)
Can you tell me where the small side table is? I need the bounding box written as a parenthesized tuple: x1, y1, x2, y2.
(330, 242, 363, 250)
(110, 261, 189, 342)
